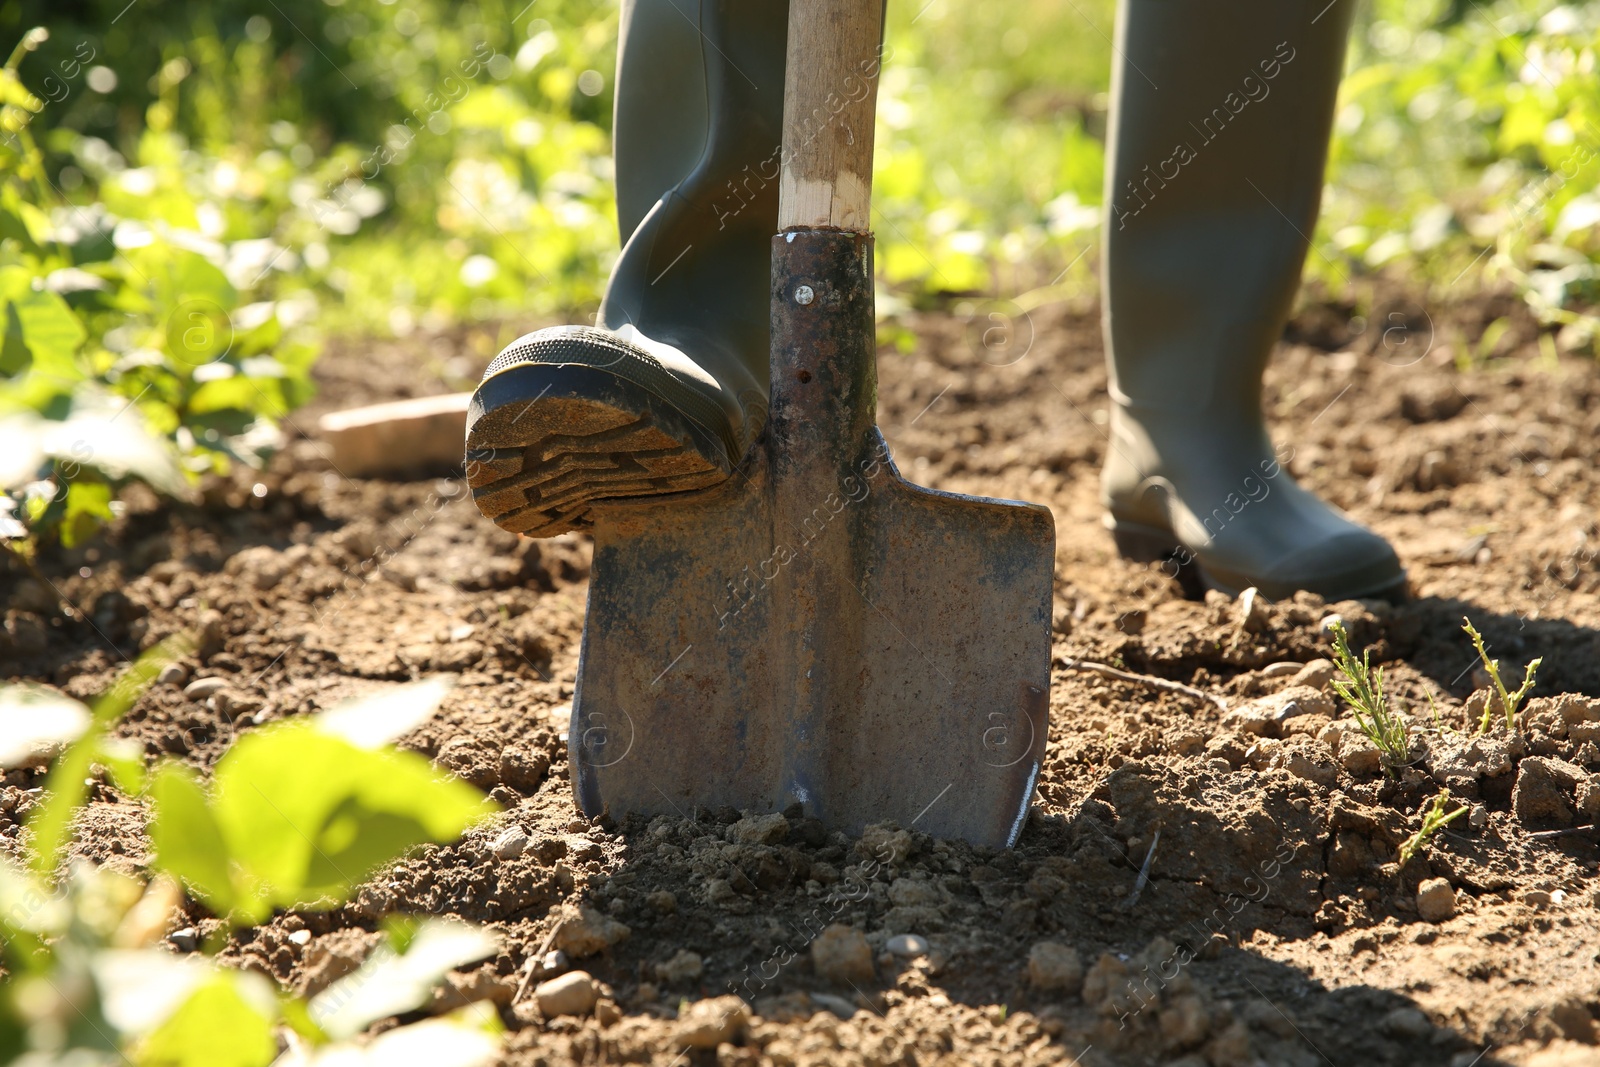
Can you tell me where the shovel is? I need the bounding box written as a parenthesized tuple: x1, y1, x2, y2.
(568, 0, 1055, 848)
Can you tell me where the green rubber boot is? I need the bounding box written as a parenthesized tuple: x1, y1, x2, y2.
(467, 0, 786, 537)
(1100, 0, 1407, 601)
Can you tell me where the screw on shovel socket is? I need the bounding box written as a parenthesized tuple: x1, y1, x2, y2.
(794, 284, 815, 305)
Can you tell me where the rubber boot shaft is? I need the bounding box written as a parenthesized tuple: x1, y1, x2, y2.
(1100, 0, 1406, 601)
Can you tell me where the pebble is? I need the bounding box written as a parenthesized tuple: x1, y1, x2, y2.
(490, 826, 529, 860)
(534, 970, 597, 1017)
(1383, 1006, 1433, 1039)
(157, 663, 190, 687)
(1318, 613, 1344, 637)
(675, 995, 749, 1049)
(1260, 661, 1302, 680)
(811, 924, 874, 985)
(1521, 889, 1553, 908)
(886, 934, 929, 958)
(1026, 941, 1083, 993)
(183, 677, 227, 701)
(1238, 587, 1270, 633)
(1416, 877, 1456, 922)
(1291, 659, 1336, 691)
(169, 927, 200, 952)
(287, 929, 312, 946)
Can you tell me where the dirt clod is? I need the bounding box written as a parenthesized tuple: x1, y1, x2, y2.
(1025, 941, 1083, 993)
(810, 924, 873, 985)
(675, 995, 750, 1049)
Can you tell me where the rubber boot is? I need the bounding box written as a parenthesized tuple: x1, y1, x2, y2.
(467, 0, 786, 537)
(1100, 0, 1407, 601)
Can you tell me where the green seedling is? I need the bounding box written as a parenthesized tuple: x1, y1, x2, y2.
(1398, 789, 1470, 865)
(1461, 617, 1541, 733)
(1327, 619, 1410, 772)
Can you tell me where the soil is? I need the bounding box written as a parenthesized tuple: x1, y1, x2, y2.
(4, 286, 1600, 1067)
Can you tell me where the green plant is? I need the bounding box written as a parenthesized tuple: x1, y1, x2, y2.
(1398, 789, 1470, 864)
(1328, 619, 1411, 771)
(0, 653, 504, 1065)
(1461, 616, 1542, 732)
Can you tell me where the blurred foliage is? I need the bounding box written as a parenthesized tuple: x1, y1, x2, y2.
(0, 0, 1598, 543)
(0, 666, 503, 1065)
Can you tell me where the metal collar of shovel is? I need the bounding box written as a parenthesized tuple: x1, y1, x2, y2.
(569, 0, 1055, 848)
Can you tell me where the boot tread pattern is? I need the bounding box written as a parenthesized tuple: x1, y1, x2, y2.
(466, 410, 723, 537)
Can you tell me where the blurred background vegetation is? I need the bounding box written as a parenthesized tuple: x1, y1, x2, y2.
(0, 0, 1597, 545)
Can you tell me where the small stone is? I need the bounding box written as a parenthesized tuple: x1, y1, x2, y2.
(196, 609, 226, 656)
(727, 811, 789, 845)
(554, 906, 630, 959)
(287, 929, 312, 946)
(157, 663, 190, 687)
(811, 924, 873, 985)
(1238, 587, 1269, 633)
(1291, 659, 1336, 691)
(211, 689, 263, 719)
(655, 948, 703, 985)
(675, 995, 750, 1049)
(1260, 662, 1302, 680)
(1026, 941, 1083, 993)
(886, 934, 929, 958)
(1522, 889, 1553, 908)
(534, 949, 570, 978)
(1382, 1007, 1432, 1039)
(169, 927, 200, 952)
(1416, 878, 1455, 922)
(490, 826, 529, 859)
(1318, 613, 1344, 637)
(183, 677, 227, 701)
(595, 999, 622, 1027)
(534, 970, 597, 1017)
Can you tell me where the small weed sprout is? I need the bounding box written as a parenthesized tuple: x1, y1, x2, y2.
(1461, 617, 1541, 733)
(1398, 790, 1470, 865)
(1327, 620, 1410, 771)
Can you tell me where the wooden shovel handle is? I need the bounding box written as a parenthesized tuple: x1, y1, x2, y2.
(776, 0, 884, 232)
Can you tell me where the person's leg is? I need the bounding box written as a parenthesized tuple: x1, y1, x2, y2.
(1099, 0, 1406, 600)
(467, 0, 786, 538)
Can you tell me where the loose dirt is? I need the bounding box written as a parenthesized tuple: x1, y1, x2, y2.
(3, 288, 1599, 1067)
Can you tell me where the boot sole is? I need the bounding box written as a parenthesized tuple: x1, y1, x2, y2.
(1106, 516, 1409, 603)
(467, 355, 733, 538)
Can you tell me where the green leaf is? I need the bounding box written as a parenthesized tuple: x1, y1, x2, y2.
(147, 764, 236, 915)
(135, 976, 277, 1067)
(11, 288, 86, 370)
(0, 303, 30, 377)
(309, 919, 497, 1040)
(316, 677, 454, 749)
(210, 722, 493, 920)
(0, 684, 90, 768)
(60, 479, 113, 549)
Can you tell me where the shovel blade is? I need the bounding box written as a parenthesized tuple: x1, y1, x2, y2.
(570, 451, 1052, 848)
